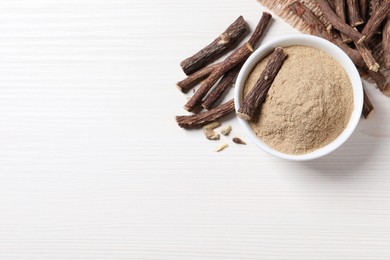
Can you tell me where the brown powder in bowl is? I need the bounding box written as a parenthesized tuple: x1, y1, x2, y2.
(243, 45, 354, 155)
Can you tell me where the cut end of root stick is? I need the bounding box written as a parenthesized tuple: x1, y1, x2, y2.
(246, 42, 254, 52)
(176, 84, 185, 92)
(236, 111, 251, 121)
(369, 63, 380, 72)
(357, 35, 366, 45)
(353, 21, 365, 27)
(183, 104, 191, 112)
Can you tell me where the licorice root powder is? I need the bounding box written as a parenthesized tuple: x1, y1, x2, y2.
(243, 45, 354, 155)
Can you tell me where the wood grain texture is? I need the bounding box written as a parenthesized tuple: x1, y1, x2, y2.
(0, 0, 389, 259)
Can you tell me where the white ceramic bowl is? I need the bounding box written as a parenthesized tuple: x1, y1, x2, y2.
(234, 34, 363, 161)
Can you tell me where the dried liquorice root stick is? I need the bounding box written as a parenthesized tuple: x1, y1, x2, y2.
(346, 0, 364, 26)
(201, 65, 241, 110)
(184, 43, 253, 112)
(237, 47, 288, 121)
(334, 0, 352, 42)
(363, 87, 374, 118)
(176, 99, 235, 129)
(184, 12, 273, 112)
(362, 0, 390, 43)
(314, 0, 379, 71)
(202, 12, 273, 110)
(383, 18, 390, 68)
(248, 12, 272, 48)
(180, 16, 247, 75)
(176, 63, 220, 93)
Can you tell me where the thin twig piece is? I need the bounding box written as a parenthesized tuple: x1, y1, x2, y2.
(180, 16, 247, 75)
(176, 63, 220, 93)
(346, 0, 364, 26)
(363, 87, 374, 118)
(362, 1, 390, 43)
(327, 0, 336, 10)
(237, 47, 288, 121)
(383, 18, 390, 68)
(201, 65, 240, 110)
(184, 43, 253, 112)
(371, 0, 383, 14)
(215, 143, 228, 152)
(176, 99, 235, 129)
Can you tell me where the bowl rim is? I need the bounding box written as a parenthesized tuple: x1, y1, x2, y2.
(234, 34, 363, 161)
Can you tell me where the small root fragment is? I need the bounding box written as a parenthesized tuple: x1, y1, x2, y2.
(215, 143, 229, 152)
(203, 121, 221, 140)
(232, 137, 246, 145)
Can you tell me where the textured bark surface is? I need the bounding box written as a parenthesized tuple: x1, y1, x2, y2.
(367, 69, 390, 94)
(363, 87, 374, 118)
(180, 16, 247, 75)
(384, 18, 390, 68)
(237, 47, 288, 122)
(371, 0, 383, 14)
(201, 65, 240, 110)
(176, 63, 220, 93)
(176, 99, 235, 128)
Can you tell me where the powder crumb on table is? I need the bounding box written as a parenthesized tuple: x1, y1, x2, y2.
(243, 45, 353, 155)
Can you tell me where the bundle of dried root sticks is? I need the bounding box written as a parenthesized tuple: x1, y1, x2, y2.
(176, 13, 273, 129)
(175, 0, 390, 130)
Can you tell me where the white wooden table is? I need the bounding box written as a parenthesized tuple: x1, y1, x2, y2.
(0, 0, 389, 259)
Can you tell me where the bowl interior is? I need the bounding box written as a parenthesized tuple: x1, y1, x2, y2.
(234, 34, 363, 161)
